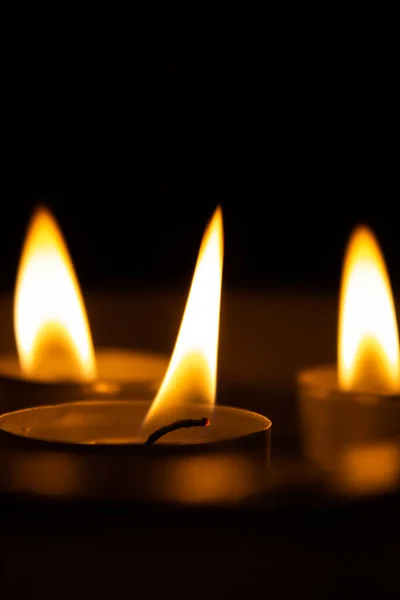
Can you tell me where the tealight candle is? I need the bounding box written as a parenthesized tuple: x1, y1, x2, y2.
(0, 207, 272, 496)
(0, 207, 168, 413)
(298, 226, 400, 471)
(0, 401, 271, 504)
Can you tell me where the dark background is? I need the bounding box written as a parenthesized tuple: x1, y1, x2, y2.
(1, 11, 397, 295)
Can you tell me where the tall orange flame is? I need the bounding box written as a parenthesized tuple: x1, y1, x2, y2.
(14, 207, 96, 381)
(338, 226, 400, 393)
(143, 207, 224, 429)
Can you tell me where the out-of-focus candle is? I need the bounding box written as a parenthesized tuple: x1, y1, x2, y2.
(297, 226, 400, 470)
(0, 207, 167, 412)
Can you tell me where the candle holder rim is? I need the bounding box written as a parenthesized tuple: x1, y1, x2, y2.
(0, 400, 272, 450)
(0, 347, 168, 388)
(297, 363, 400, 401)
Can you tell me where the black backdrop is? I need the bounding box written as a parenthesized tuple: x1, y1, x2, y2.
(1, 11, 397, 294)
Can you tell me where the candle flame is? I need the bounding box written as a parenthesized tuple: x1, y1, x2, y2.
(14, 207, 96, 381)
(143, 207, 224, 430)
(338, 226, 400, 393)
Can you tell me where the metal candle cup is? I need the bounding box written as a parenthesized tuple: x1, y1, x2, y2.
(297, 365, 400, 471)
(0, 348, 168, 413)
(0, 401, 272, 504)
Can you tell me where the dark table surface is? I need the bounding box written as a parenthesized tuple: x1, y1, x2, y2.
(1, 292, 399, 599)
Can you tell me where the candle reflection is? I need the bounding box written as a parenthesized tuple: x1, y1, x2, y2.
(0, 444, 270, 504)
(9, 452, 84, 496)
(154, 453, 264, 504)
(335, 439, 400, 496)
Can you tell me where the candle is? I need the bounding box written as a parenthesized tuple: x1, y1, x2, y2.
(0, 207, 168, 412)
(297, 226, 400, 470)
(0, 400, 270, 504)
(0, 207, 271, 496)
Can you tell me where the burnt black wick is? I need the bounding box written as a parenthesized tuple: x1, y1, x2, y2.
(145, 417, 210, 445)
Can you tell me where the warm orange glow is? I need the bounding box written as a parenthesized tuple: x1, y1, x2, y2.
(338, 226, 400, 393)
(159, 454, 259, 504)
(14, 207, 96, 381)
(339, 441, 400, 495)
(143, 207, 224, 429)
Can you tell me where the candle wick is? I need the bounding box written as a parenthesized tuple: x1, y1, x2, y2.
(145, 417, 210, 445)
